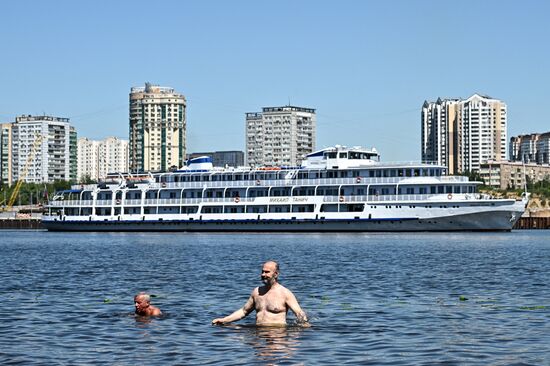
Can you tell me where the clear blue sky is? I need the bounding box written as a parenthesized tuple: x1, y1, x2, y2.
(1, 0, 548, 162)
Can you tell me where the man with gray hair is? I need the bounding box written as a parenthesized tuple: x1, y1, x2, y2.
(212, 260, 309, 326)
(134, 292, 162, 316)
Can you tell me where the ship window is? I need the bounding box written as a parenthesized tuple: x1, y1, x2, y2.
(326, 152, 337, 159)
(438, 186, 444, 194)
(341, 204, 365, 212)
(181, 206, 198, 214)
(419, 187, 427, 194)
(224, 206, 245, 214)
(369, 170, 375, 177)
(405, 169, 412, 177)
(201, 206, 223, 214)
(446, 186, 453, 194)
(320, 204, 338, 212)
(339, 152, 347, 158)
(246, 205, 267, 213)
(398, 170, 404, 177)
(430, 186, 436, 194)
(454, 186, 460, 194)
(291, 204, 314, 213)
(269, 205, 291, 213)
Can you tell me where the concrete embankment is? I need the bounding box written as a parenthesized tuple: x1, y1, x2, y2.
(0, 217, 548, 230)
(514, 217, 550, 230)
(0, 219, 45, 230)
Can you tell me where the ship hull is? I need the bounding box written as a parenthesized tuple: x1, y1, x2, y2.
(42, 209, 523, 232)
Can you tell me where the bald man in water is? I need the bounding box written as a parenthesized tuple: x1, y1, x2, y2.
(134, 292, 162, 316)
(212, 261, 309, 326)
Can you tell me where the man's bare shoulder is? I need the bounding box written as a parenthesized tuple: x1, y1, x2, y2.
(150, 306, 162, 316)
(279, 285, 298, 298)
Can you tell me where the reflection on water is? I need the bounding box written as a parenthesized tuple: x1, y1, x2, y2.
(223, 325, 305, 364)
(0, 231, 549, 365)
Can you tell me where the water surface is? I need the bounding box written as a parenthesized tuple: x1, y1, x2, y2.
(0, 231, 549, 365)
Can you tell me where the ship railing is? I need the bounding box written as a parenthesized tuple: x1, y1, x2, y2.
(147, 176, 471, 190)
(439, 176, 469, 182)
(323, 193, 477, 203)
(67, 176, 473, 192)
(323, 195, 435, 203)
(46, 193, 488, 207)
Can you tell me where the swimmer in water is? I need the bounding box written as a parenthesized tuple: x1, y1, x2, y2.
(134, 292, 162, 316)
(212, 260, 309, 326)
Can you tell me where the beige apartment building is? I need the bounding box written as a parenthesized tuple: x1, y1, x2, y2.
(129, 83, 187, 172)
(77, 137, 128, 182)
(246, 106, 316, 167)
(422, 94, 507, 174)
(479, 160, 550, 190)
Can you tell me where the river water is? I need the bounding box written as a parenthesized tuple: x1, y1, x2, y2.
(0, 231, 548, 365)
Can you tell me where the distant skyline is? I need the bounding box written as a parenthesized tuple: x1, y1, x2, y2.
(1, 0, 549, 162)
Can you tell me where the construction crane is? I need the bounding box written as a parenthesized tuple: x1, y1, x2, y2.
(1, 134, 44, 212)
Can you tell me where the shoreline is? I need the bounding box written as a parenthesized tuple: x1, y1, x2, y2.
(1, 217, 549, 230)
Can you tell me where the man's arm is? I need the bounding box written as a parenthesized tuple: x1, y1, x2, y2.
(285, 289, 309, 324)
(212, 292, 255, 325)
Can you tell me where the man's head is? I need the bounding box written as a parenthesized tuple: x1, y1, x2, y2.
(261, 260, 279, 286)
(134, 292, 151, 315)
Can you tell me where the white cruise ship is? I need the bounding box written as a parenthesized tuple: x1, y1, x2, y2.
(42, 146, 528, 232)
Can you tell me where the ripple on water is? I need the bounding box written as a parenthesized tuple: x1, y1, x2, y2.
(0, 231, 549, 365)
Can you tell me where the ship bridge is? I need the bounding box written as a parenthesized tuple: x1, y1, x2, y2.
(302, 145, 380, 170)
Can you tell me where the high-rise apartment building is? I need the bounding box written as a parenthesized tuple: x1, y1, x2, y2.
(77, 137, 128, 182)
(77, 138, 100, 182)
(11, 115, 76, 183)
(1, 123, 13, 186)
(246, 106, 316, 167)
(421, 98, 460, 173)
(99, 137, 128, 179)
(129, 83, 187, 173)
(421, 94, 507, 174)
(188, 150, 244, 167)
(510, 132, 550, 165)
(69, 126, 77, 181)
